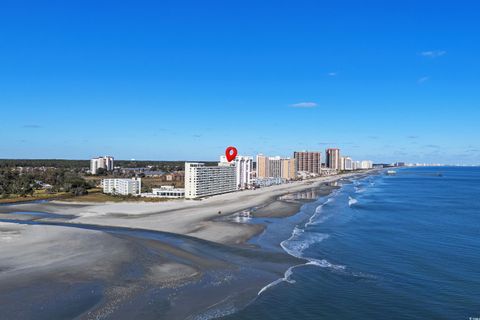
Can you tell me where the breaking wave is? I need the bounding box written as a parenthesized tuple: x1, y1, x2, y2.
(348, 196, 358, 206)
(258, 195, 345, 296)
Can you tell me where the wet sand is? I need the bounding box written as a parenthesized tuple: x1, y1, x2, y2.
(0, 172, 368, 245)
(0, 221, 300, 319)
(0, 171, 378, 319)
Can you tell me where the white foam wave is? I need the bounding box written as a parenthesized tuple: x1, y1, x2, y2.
(304, 197, 335, 227)
(348, 196, 358, 206)
(257, 184, 360, 296)
(306, 259, 346, 271)
(258, 264, 298, 295)
(280, 232, 330, 258)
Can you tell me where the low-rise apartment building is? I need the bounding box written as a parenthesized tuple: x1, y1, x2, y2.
(102, 178, 141, 195)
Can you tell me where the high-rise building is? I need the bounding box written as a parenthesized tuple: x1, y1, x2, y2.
(359, 160, 373, 169)
(256, 154, 269, 178)
(281, 158, 296, 180)
(102, 178, 141, 195)
(294, 151, 321, 174)
(268, 156, 282, 178)
(220, 155, 254, 189)
(341, 156, 353, 171)
(184, 162, 236, 199)
(353, 161, 361, 170)
(340, 156, 346, 171)
(326, 148, 341, 170)
(256, 155, 296, 180)
(90, 156, 114, 174)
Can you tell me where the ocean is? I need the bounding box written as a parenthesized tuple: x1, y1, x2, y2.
(223, 167, 480, 320)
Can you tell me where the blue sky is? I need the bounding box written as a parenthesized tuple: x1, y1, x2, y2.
(1, 0, 479, 164)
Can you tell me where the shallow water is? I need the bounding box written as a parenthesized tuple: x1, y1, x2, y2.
(224, 167, 480, 320)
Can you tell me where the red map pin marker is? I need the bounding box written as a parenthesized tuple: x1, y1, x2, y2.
(225, 146, 238, 162)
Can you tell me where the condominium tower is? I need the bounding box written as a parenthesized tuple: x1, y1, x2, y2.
(281, 158, 296, 180)
(256, 155, 296, 180)
(341, 156, 354, 171)
(326, 148, 341, 170)
(90, 156, 114, 174)
(294, 151, 321, 174)
(220, 155, 254, 189)
(184, 162, 236, 199)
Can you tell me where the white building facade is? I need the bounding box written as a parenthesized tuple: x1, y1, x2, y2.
(342, 156, 354, 171)
(102, 178, 141, 195)
(220, 155, 254, 190)
(359, 160, 373, 170)
(90, 156, 114, 174)
(150, 186, 185, 198)
(184, 162, 236, 199)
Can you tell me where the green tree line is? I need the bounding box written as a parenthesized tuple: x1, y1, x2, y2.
(0, 168, 94, 198)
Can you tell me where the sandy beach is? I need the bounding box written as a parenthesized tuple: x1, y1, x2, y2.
(0, 172, 367, 244)
(0, 170, 378, 319)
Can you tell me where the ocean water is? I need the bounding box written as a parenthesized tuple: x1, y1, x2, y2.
(223, 167, 480, 320)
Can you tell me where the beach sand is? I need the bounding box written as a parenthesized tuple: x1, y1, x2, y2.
(0, 172, 365, 244)
(0, 170, 376, 319)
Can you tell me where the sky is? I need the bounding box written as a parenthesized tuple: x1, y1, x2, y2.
(1, 0, 479, 164)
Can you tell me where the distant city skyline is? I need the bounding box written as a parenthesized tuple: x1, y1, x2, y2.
(1, 1, 479, 165)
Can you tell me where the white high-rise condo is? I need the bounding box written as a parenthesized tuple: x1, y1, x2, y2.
(90, 156, 114, 174)
(359, 160, 373, 169)
(341, 156, 354, 171)
(184, 162, 236, 199)
(219, 155, 254, 189)
(102, 178, 141, 195)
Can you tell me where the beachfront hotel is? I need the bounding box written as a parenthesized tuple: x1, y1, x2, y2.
(255, 155, 296, 180)
(326, 148, 341, 170)
(220, 155, 254, 189)
(341, 156, 354, 171)
(90, 156, 114, 174)
(359, 160, 374, 169)
(102, 177, 141, 196)
(184, 162, 236, 199)
(281, 158, 296, 180)
(256, 154, 269, 178)
(294, 151, 321, 174)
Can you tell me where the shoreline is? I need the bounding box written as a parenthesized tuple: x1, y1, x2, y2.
(0, 170, 381, 319)
(0, 170, 378, 245)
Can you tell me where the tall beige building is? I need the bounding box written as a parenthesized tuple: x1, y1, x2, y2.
(294, 151, 321, 174)
(326, 148, 341, 170)
(256, 154, 269, 178)
(281, 158, 296, 180)
(256, 155, 296, 180)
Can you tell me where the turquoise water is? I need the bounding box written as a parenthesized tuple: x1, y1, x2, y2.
(224, 167, 480, 319)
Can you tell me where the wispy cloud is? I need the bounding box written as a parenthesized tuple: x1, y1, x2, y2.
(407, 135, 419, 139)
(23, 124, 42, 128)
(327, 72, 337, 77)
(192, 134, 202, 138)
(424, 144, 440, 149)
(417, 76, 430, 84)
(290, 102, 317, 108)
(420, 50, 446, 58)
